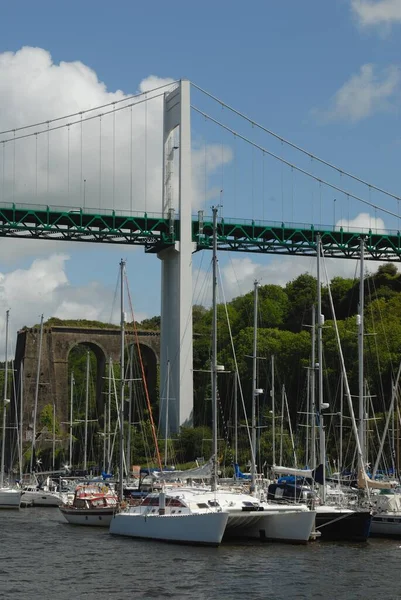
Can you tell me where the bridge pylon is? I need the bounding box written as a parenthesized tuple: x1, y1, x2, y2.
(158, 80, 195, 435)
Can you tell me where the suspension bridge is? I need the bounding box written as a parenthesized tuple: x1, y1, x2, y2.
(1, 79, 401, 434)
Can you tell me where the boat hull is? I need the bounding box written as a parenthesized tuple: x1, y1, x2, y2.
(59, 506, 114, 527)
(0, 488, 21, 509)
(315, 509, 371, 542)
(224, 509, 316, 543)
(370, 514, 401, 537)
(109, 511, 229, 546)
(23, 491, 62, 507)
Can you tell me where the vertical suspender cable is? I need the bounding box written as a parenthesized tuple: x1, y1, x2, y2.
(130, 106, 133, 213)
(113, 105, 116, 210)
(99, 116, 102, 208)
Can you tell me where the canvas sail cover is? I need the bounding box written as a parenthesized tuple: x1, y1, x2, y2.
(357, 469, 393, 490)
(272, 465, 313, 478)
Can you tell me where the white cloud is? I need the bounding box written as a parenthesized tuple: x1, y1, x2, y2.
(352, 0, 401, 26)
(0, 254, 136, 357)
(0, 47, 231, 227)
(314, 63, 400, 122)
(336, 211, 386, 232)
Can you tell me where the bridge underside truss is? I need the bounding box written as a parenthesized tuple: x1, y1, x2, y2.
(1, 204, 401, 261)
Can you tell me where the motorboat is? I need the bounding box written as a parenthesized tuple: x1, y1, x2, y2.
(59, 483, 118, 527)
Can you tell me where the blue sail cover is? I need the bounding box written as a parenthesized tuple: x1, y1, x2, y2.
(234, 463, 251, 480)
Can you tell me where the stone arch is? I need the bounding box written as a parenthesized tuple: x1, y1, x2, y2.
(13, 326, 160, 444)
(67, 340, 109, 419)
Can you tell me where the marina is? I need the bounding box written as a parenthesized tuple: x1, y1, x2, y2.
(2, 3, 401, 597)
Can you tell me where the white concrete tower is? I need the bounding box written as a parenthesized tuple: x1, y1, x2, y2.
(158, 80, 194, 435)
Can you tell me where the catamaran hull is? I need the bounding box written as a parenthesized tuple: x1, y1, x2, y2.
(315, 510, 371, 542)
(0, 489, 21, 509)
(224, 510, 316, 543)
(109, 511, 229, 546)
(59, 506, 114, 527)
(23, 491, 62, 507)
(370, 515, 401, 537)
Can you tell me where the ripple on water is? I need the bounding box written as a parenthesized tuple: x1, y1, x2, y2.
(2, 509, 401, 599)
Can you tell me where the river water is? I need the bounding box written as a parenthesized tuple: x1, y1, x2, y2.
(1, 508, 401, 600)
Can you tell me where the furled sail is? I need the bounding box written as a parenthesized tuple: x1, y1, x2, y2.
(272, 466, 313, 478)
(152, 459, 214, 481)
(358, 469, 393, 490)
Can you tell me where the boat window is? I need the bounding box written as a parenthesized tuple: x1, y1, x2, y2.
(197, 503, 208, 509)
(166, 498, 184, 507)
(242, 501, 257, 507)
(207, 500, 220, 507)
(142, 497, 159, 506)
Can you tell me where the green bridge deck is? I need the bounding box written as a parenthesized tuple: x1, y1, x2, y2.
(0, 202, 400, 261)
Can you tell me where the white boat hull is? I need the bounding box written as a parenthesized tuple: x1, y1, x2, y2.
(371, 514, 401, 537)
(224, 509, 316, 543)
(59, 506, 114, 527)
(0, 488, 21, 509)
(23, 491, 62, 507)
(109, 511, 229, 546)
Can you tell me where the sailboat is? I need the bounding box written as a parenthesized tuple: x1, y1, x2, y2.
(0, 310, 22, 509)
(209, 274, 315, 544)
(158, 209, 315, 544)
(109, 258, 229, 546)
(312, 235, 372, 541)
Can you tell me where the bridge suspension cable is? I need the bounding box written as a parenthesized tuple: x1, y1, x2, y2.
(191, 105, 400, 221)
(0, 80, 178, 137)
(0, 93, 167, 145)
(191, 82, 401, 204)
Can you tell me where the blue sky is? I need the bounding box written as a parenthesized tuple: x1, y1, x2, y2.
(1, 0, 401, 347)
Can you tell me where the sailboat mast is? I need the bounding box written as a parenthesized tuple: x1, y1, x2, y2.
(69, 371, 74, 468)
(311, 305, 316, 470)
(83, 350, 90, 472)
(234, 371, 238, 466)
(119, 258, 126, 501)
(164, 359, 170, 466)
(358, 237, 365, 473)
(1, 309, 10, 488)
(211, 206, 219, 491)
(52, 402, 56, 471)
(126, 345, 134, 476)
(19, 362, 24, 481)
(316, 235, 326, 502)
(30, 313, 44, 473)
(107, 357, 112, 471)
(271, 354, 275, 467)
(251, 279, 259, 491)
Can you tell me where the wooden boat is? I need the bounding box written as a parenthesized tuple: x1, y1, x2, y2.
(59, 483, 118, 527)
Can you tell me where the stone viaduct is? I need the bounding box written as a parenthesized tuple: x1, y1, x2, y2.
(13, 325, 160, 442)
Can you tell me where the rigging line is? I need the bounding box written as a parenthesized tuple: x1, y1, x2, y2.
(191, 106, 400, 221)
(218, 264, 255, 464)
(125, 273, 163, 471)
(0, 80, 179, 137)
(0, 93, 166, 146)
(191, 82, 401, 203)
